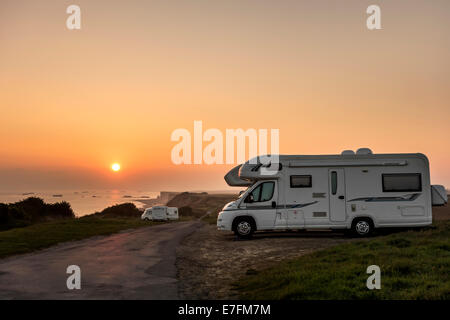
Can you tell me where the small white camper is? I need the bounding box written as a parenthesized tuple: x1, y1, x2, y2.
(141, 206, 179, 221)
(217, 148, 447, 238)
(151, 206, 169, 221)
(141, 208, 152, 220)
(167, 207, 179, 220)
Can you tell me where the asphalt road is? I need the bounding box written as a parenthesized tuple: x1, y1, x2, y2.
(0, 220, 201, 300)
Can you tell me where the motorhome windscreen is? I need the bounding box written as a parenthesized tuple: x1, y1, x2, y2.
(382, 173, 422, 192)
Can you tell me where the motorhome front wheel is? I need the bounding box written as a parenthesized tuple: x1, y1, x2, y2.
(235, 219, 254, 238)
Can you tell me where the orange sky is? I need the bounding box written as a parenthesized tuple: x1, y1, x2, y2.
(0, 0, 449, 191)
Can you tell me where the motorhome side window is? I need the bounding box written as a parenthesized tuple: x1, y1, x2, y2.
(245, 182, 275, 203)
(382, 173, 422, 192)
(331, 171, 338, 195)
(290, 175, 312, 188)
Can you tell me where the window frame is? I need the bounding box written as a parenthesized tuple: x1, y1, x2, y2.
(245, 181, 275, 203)
(382, 173, 422, 192)
(290, 175, 312, 188)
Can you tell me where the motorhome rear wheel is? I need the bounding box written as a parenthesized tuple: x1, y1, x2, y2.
(352, 218, 374, 237)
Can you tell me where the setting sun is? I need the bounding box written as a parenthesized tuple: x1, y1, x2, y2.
(111, 163, 121, 172)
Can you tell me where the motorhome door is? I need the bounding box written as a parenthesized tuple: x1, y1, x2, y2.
(329, 169, 347, 222)
(243, 181, 279, 230)
(274, 184, 287, 229)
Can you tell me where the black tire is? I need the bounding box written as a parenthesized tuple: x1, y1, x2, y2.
(351, 218, 374, 237)
(233, 217, 255, 239)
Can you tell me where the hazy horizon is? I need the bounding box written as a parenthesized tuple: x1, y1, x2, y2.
(1, 0, 449, 191)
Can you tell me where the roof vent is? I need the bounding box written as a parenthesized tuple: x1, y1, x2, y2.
(341, 150, 355, 155)
(356, 148, 373, 155)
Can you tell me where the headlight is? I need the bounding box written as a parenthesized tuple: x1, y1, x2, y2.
(222, 201, 238, 211)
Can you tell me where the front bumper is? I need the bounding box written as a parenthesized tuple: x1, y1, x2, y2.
(216, 211, 232, 231)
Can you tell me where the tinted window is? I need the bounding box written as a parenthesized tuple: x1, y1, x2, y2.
(260, 182, 275, 202)
(245, 182, 274, 203)
(382, 173, 422, 192)
(249, 185, 261, 202)
(290, 175, 312, 188)
(331, 171, 337, 195)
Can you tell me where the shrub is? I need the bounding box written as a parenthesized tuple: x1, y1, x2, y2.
(0, 204, 10, 224)
(10, 197, 47, 222)
(47, 202, 75, 219)
(178, 206, 193, 217)
(0, 197, 75, 231)
(95, 203, 141, 218)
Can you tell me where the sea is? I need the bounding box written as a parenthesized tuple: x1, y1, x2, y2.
(0, 190, 160, 217)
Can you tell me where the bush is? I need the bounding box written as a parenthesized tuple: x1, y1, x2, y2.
(178, 206, 193, 217)
(11, 197, 47, 222)
(94, 203, 141, 218)
(47, 202, 75, 219)
(0, 197, 75, 231)
(0, 204, 10, 224)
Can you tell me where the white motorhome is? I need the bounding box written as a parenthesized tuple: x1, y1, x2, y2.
(167, 207, 179, 220)
(142, 206, 179, 221)
(217, 148, 447, 238)
(141, 208, 152, 220)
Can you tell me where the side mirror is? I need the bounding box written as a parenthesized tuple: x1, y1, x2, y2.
(272, 201, 276, 208)
(239, 190, 244, 196)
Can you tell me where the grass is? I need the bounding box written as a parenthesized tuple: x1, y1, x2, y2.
(235, 221, 450, 300)
(202, 212, 220, 224)
(200, 203, 233, 225)
(167, 192, 237, 222)
(0, 216, 160, 259)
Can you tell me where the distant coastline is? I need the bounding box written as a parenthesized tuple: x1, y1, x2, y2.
(0, 190, 161, 217)
(0, 189, 241, 217)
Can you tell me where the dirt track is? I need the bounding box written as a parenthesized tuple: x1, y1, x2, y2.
(176, 225, 355, 299)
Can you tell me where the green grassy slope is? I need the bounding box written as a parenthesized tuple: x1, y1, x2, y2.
(236, 221, 450, 300)
(0, 216, 155, 259)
